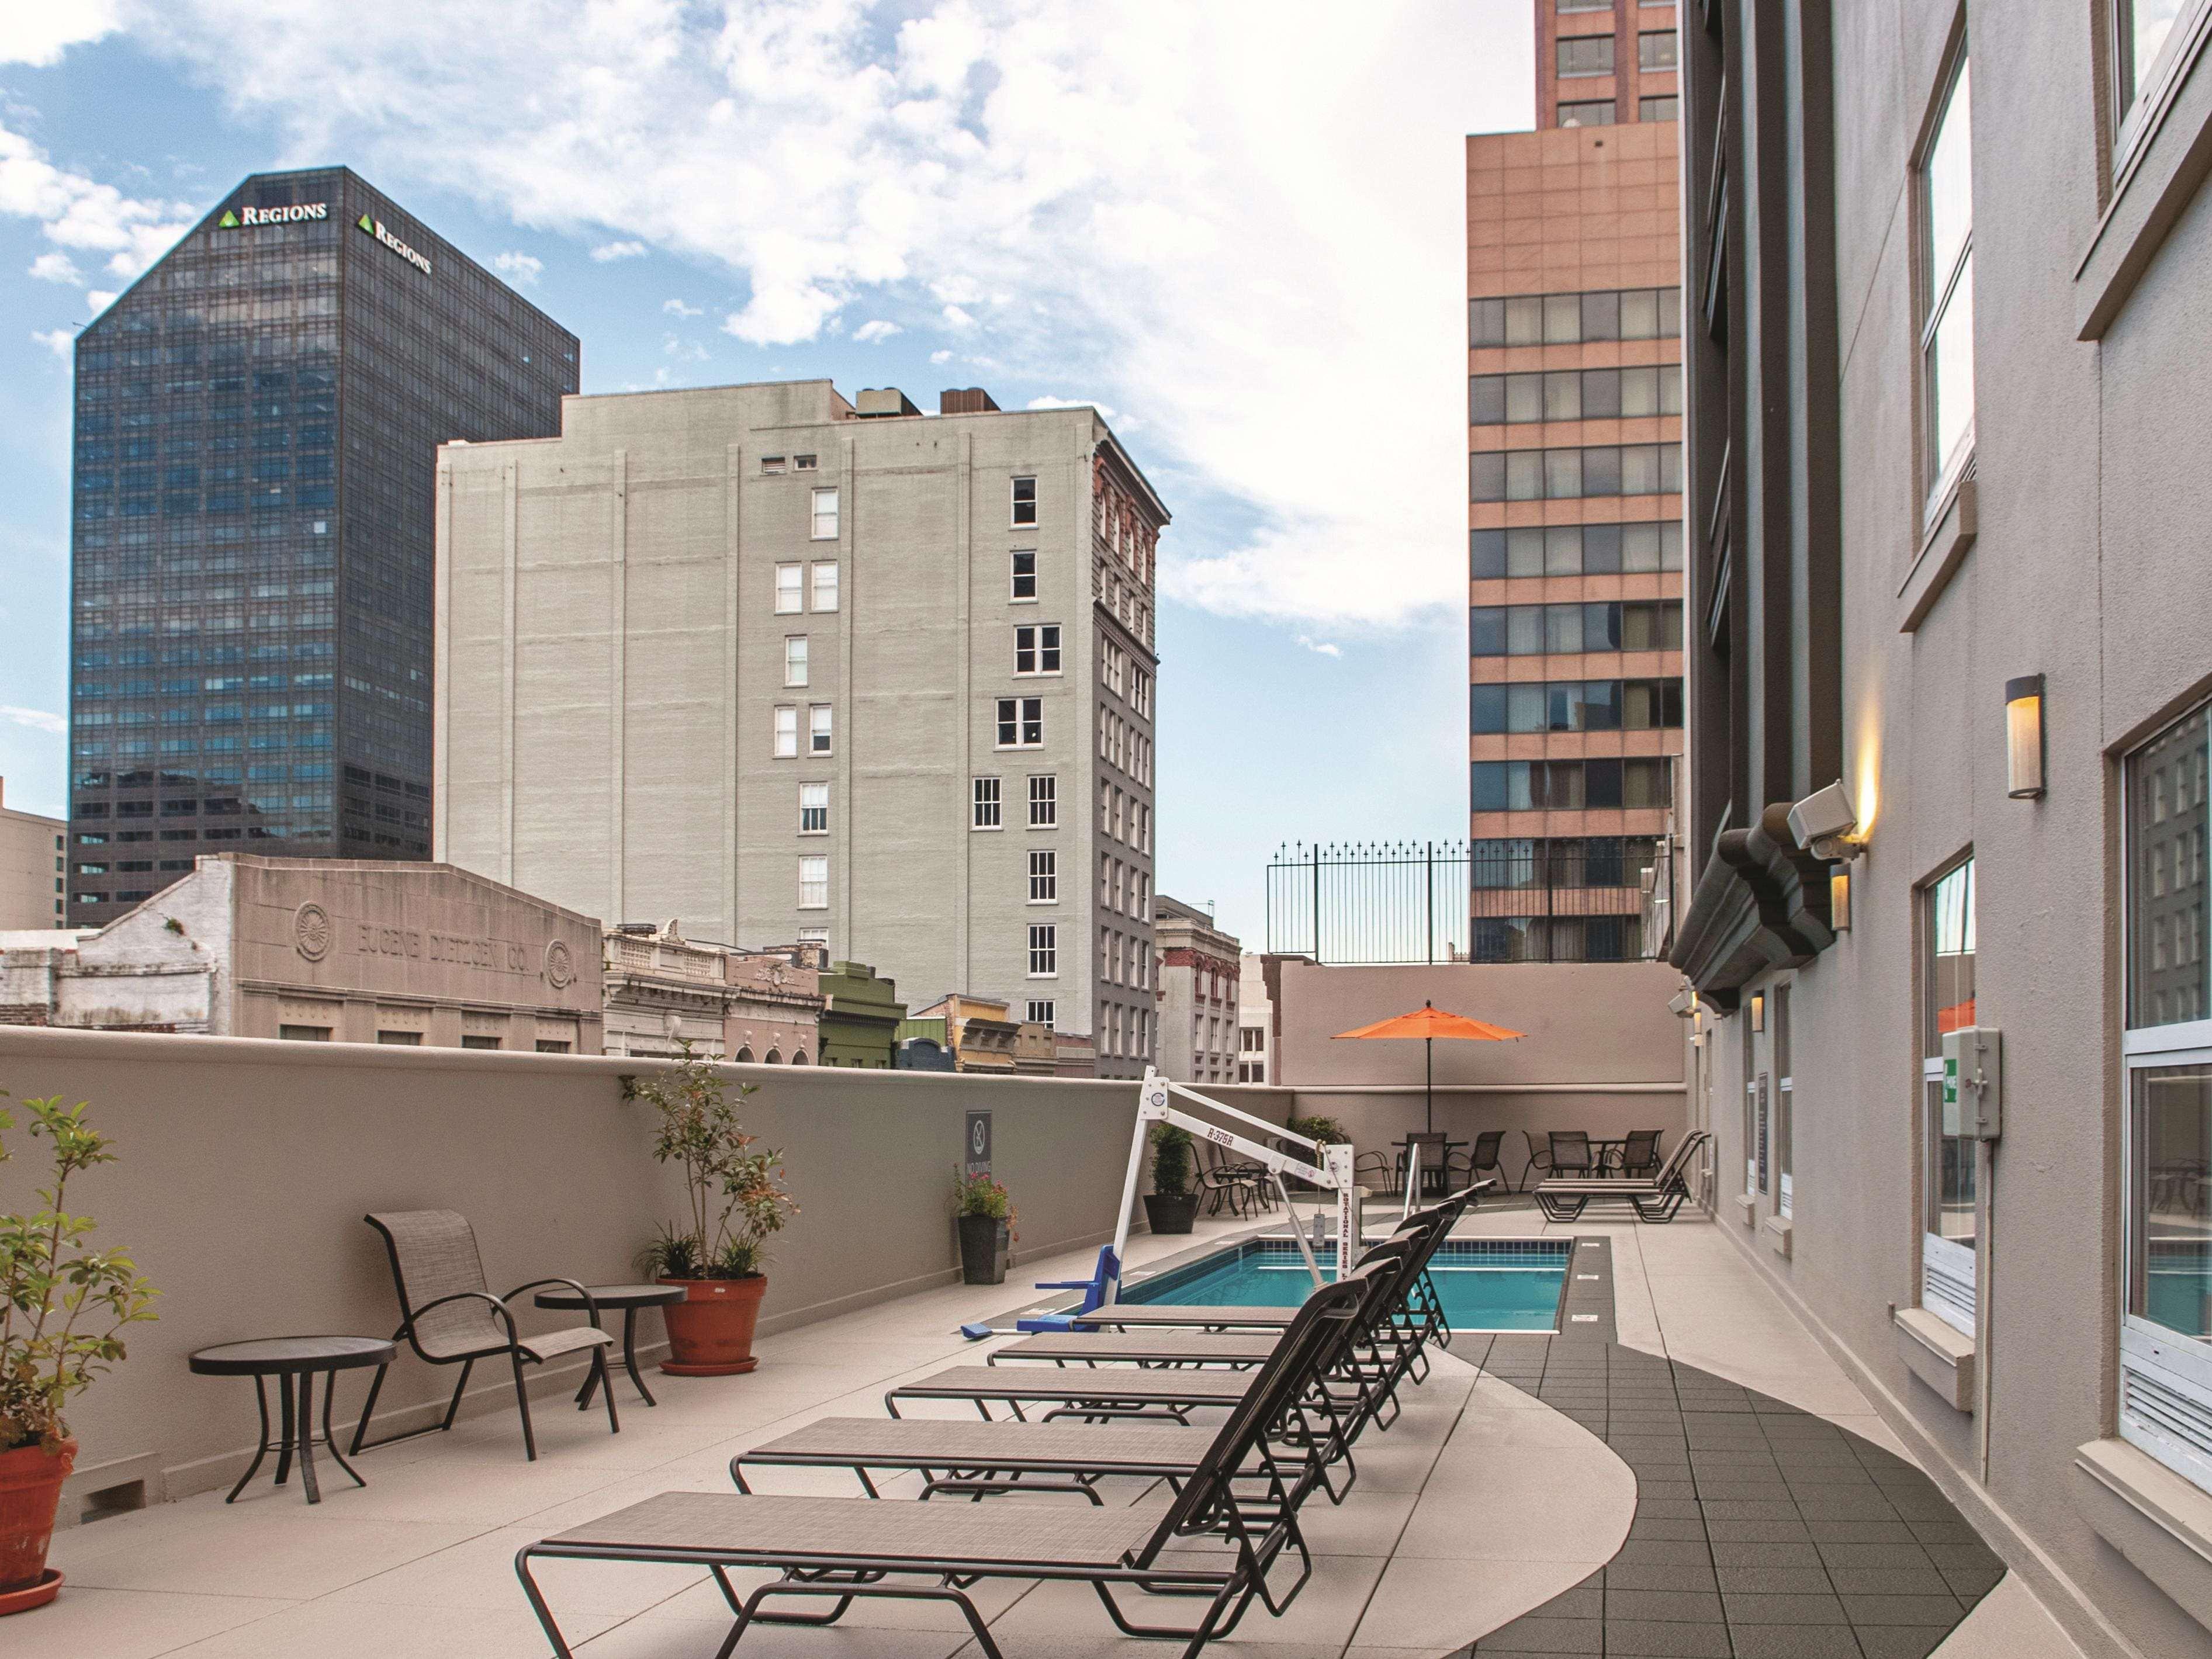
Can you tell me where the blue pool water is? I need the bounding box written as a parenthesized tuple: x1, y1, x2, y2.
(1121, 1238, 1570, 1331)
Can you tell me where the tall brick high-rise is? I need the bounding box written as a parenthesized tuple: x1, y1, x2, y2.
(1466, 1, 1684, 962)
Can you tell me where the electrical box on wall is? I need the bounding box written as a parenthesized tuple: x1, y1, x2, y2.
(1941, 1027, 2002, 1140)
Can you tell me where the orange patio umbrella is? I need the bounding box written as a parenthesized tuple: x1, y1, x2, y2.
(1332, 1000, 1525, 1133)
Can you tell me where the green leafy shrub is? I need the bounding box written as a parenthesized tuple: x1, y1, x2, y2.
(1286, 1113, 1349, 1147)
(632, 1043, 797, 1280)
(1150, 1123, 1195, 1197)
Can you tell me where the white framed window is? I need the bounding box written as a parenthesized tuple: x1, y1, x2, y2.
(1098, 780, 1111, 834)
(1917, 55, 1975, 515)
(798, 854, 829, 909)
(1111, 787, 1124, 843)
(1027, 774, 1057, 828)
(2112, 0, 2212, 158)
(1132, 667, 1151, 717)
(1099, 853, 1112, 906)
(1138, 803, 1151, 854)
(783, 635, 809, 687)
(1027, 922, 1057, 977)
(1010, 550, 1038, 601)
(773, 705, 798, 758)
(1776, 982, 1794, 1220)
(794, 453, 818, 472)
(1137, 871, 1151, 922)
(799, 781, 828, 834)
(1102, 639, 1125, 696)
(809, 704, 833, 756)
(774, 563, 802, 615)
(1028, 848, 1057, 903)
(1027, 999, 1055, 1027)
(797, 925, 828, 948)
(1110, 858, 1124, 915)
(811, 561, 838, 612)
(995, 696, 1043, 748)
(761, 455, 787, 475)
(1920, 857, 1978, 1337)
(1015, 623, 1061, 676)
(811, 487, 839, 541)
(2122, 701, 2212, 1490)
(972, 776, 1002, 829)
(1011, 476, 1037, 527)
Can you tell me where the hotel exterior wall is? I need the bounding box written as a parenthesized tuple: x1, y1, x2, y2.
(0, 780, 64, 930)
(1677, 5, 2212, 1655)
(0, 1027, 1173, 1507)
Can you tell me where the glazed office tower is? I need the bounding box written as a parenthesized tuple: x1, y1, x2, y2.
(1465, 0, 1685, 962)
(65, 168, 577, 922)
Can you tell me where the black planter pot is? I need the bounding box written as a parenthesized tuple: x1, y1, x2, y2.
(957, 1213, 1008, 1284)
(1143, 1192, 1201, 1235)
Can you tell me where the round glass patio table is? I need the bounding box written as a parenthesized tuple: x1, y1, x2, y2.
(534, 1283, 686, 1408)
(189, 1335, 396, 1505)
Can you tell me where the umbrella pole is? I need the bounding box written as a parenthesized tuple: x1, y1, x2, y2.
(1426, 1035, 1434, 1134)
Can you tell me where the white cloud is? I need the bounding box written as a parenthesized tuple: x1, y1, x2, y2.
(1295, 636, 1343, 659)
(27, 250, 81, 284)
(0, 3, 119, 66)
(851, 318, 901, 343)
(493, 250, 542, 283)
(109, 0, 1533, 629)
(592, 238, 647, 261)
(0, 705, 65, 735)
(0, 116, 197, 281)
(30, 328, 73, 358)
(1026, 394, 1113, 418)
(662, 297, 703, 318)
(929, 348, 953, 364)
(662, 333, 709, 362)
(85, 289, 116, 313)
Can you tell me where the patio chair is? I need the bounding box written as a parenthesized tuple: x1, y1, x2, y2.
(1197, 1138, 1266, 1217)
(1448, 1131, 1505, 1199)
(1549, 1130, 1595, 1179)
(1618, 1129, 1664, 1179)
(1398, 1131, 1449, 1200)
(518, 1274, 1371, 1659)
(1534, 1131, 1711, 1224)
(1515, 1130, 1553, 1193)
(1353, 1145, 1401, 1197)
(352, 1210, 618, 1462)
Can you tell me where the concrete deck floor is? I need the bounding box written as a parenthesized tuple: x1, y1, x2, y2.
(27, 1205, 2080, 1658)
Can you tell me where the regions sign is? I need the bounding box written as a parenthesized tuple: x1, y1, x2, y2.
(217, 203, 329, 228)
(356, 213, 433, 277)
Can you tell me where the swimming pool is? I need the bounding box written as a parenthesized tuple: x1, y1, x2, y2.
(1120, 1237, 1571, 1331)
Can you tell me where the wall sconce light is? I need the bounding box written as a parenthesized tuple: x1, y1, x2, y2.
(2006, 674, 2046, 799)
(1830, 869, 1851, 931)
(1750, 992, 1766, 1032)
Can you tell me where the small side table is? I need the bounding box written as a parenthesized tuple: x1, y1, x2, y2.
(189, 1336, 396, 1505)
(535, 1284, 684, 1408)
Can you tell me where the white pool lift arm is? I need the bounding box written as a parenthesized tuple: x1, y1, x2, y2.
(1107, 1068, 1360, 1301)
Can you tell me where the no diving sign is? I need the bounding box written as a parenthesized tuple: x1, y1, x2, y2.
(965, 1110, 992, 1177)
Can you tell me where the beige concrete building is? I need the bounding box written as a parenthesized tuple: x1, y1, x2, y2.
(1153, 893, 1240, 1086)
(1674, 7, 2212, 1655)
(0, 777, 65, 930)
(600, 922, 823, 1062)
(434, 380, 1165, 1078)
(0, 853, 600, 1048)
(1235, 951, 1275, 1083)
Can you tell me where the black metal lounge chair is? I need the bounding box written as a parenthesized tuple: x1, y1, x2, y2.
(516, 1275, 1370, 1659)
(352, 1210, 617, 1461)
(1534, 1130, 1710, 1222)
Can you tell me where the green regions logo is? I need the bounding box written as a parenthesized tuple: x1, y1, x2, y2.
(356, 213, 434, 278)
(216, 203, 329, 228)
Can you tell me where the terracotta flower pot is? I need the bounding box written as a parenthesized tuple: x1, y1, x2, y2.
(658, 1275, 767, 1376)
(0, 1438, 74, 1609)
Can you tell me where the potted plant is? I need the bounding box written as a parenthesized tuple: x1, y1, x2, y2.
(953, 1171, 1016, 1285)
(0, 1093, 157, 1614)
(632, 1046, 797, 1377)
(1142, 1123, 1201, 1235)
(1283, 1114, 1349, 1191)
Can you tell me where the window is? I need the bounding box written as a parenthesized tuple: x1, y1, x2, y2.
(1775, 982, 1794, 1219)
(1027, 922, 1057, 976)
(462, 1035, 502, 1051)
(810, 487, 839, 541)
(1029, 774, 1057, 827)
(1743, 1006, 1761, 1196)
(1015, 624, 1061, 675)
(534, 1040, 572, 1054)
(2115, 0, 2207, 150)
(1470, 444, 1681, 502)
(1638, 29, 1677, 68)
(1011, 476, 1038, 527)
(1639, 94, 1678, 121)
(2123, 704, 2212, 1486)
(809, 704, 832, 755)
(774, 563, 802, 614)
(1010, 550, 1038, 601)
(1558, 0, 1612, 9)
(279, 1024, 330, 1041)
(773, 705, 798, 758)
(1919, 57, 1975, 507)
(794, 453, 818, 472)
(996, 696, 1044, 747)
(1029, 848, 1058, 902)
(1027, 999, 1055, 1027)
(761, 455, 787, 475)
(1471, 520, 1681, 577)
(1559, 100, 1615, 127)
(799, 781, 828, 834)
(811, 562, 839, 612)
(378, 1031, 423, 1046)
(799, 854, 829, 909)
(1558, 34, 1615, 74)
(972, 776, 1003, 829)
(783, 635, 809, 687)
(1920, 857, 1978, 1336)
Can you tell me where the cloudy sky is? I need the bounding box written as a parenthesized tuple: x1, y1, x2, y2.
(0, 1, 1532, 944)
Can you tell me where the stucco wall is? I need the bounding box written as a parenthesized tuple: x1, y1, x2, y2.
(0, 1027, 1179, 1505)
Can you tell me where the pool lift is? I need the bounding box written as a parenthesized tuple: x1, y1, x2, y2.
(1105, 1068, 1366, 1301)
